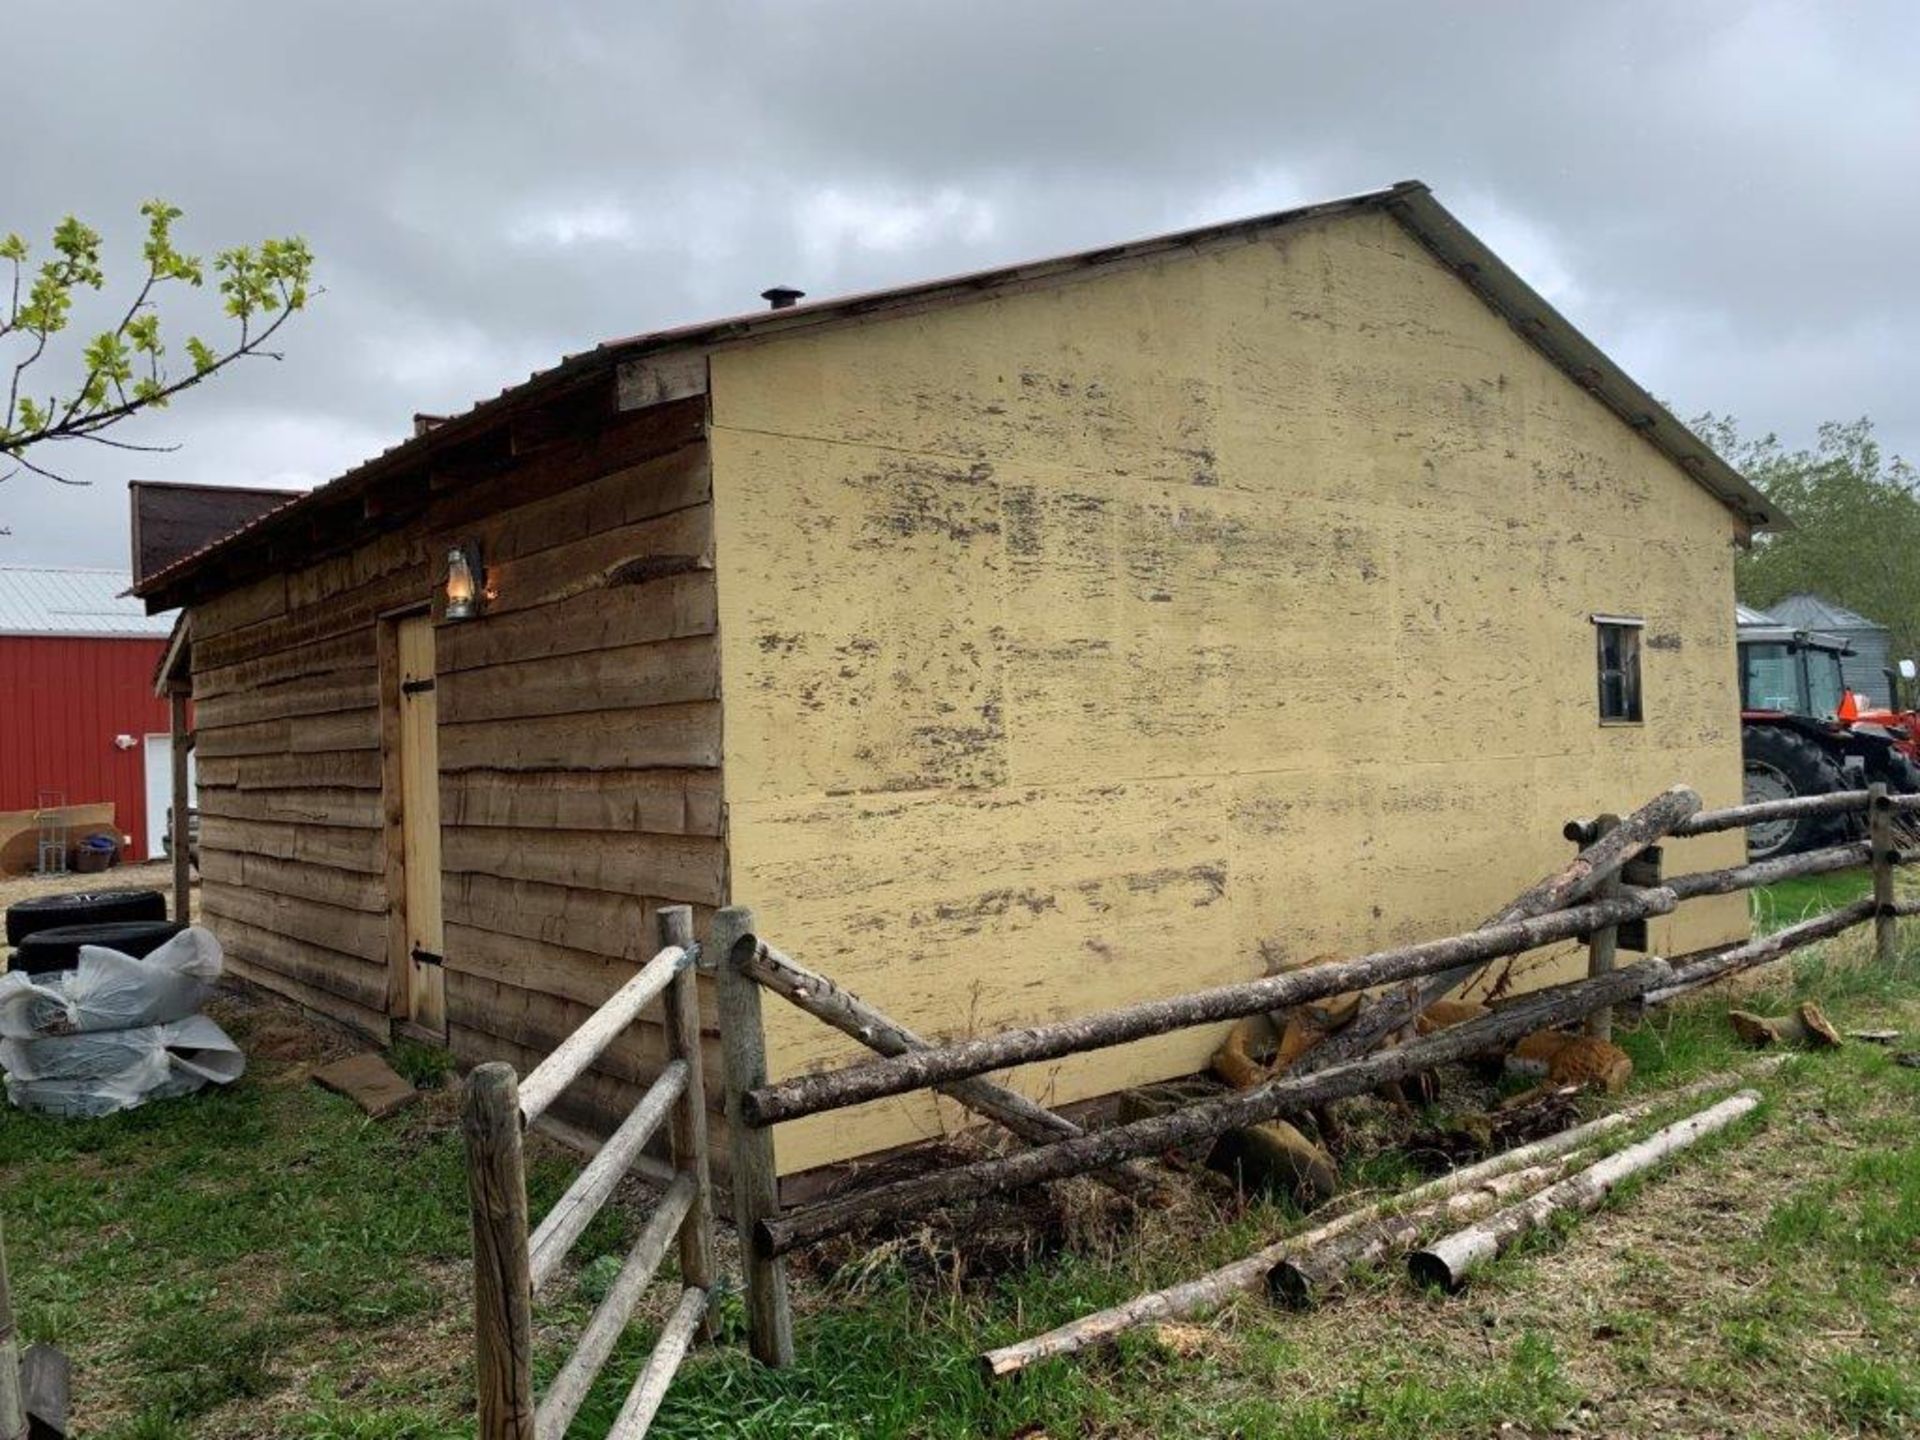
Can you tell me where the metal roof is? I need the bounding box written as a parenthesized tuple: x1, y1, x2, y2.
(0, 565, 178, 638)
(135, 180, 1784, 609)
(1766, 593, 1886, 635)
(1736, 603, 1850, 652)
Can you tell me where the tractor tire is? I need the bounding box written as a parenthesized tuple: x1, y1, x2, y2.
(11, 919, 185, 976)
(1742, 725, 1855, 862)
(5, 887, 168, 947)
(1866, 748, 1920, 796)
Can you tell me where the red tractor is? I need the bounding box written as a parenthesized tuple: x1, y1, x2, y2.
(1739, 609, 1920, 859)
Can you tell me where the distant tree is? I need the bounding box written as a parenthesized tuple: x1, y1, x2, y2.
(1, 200, 312, 511)
(1701, 415, 1920, 667)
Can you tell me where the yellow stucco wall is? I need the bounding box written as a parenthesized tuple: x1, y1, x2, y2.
(706, 209, 1750, 1174)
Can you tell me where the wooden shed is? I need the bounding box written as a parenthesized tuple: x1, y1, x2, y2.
(136, 181, 1776, 1176)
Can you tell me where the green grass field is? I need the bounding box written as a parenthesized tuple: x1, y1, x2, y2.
(2, 930, 1916, 1437)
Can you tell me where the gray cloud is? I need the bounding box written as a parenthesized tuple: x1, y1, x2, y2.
(4, 0, 1915, 563)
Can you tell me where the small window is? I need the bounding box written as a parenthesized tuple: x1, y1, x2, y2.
(1594, 616, 1644, 723)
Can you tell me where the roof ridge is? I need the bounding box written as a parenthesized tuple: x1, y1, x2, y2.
(133, 180, 1781, 608)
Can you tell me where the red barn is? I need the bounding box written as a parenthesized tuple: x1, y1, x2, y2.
(0, 566, 181, 865)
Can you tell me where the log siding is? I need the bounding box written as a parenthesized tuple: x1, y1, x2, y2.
(187, 400, 723, 1138)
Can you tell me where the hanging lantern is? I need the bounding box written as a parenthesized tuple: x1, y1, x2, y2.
(445, 541, 483, 620)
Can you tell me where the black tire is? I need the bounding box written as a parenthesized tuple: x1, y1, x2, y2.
(1865, 747, 1920, 795)
(1742, 724, 1855, 861)
(12, 919, 185, 976)
(5, 887, 168, 946)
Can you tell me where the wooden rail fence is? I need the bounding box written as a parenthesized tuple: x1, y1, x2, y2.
(463, 905, 716, 1440)
(708, 782, 1918, 1366)
(459, 783, 1917, 1394)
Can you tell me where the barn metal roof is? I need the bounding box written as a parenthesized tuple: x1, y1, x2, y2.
(1736, 602, 1850, 651)
(0, 565, 178, 638)
(134, 180, 1784, 610)
(1766, 593, 1886, 635)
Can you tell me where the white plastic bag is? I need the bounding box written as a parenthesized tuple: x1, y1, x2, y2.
(0, 926, 245, 1116)
(0, 926, 223, 1039)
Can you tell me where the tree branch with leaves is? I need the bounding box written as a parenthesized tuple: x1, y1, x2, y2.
(0, 200, 313, 488)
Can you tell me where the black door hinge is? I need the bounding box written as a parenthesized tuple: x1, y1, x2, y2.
(401, 677, 436, 696)
(410, 945, 443, 968)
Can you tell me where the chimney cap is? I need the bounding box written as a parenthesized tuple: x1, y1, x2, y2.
(760, 286, 805, 310)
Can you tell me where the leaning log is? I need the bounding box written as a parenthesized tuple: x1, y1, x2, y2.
(759, 960, 1670, 1258)
(740, 890, 1678, 1128)
(1296, 785, 1700, 1072)
(1644, 897, 1876, 1005)
(1407, 1089, 1763, 1291)
(975, 1059, 1782, 1377)
(740, 939, 1161, 1197)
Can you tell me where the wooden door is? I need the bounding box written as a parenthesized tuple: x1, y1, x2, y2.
(396, 614, 446, 1035)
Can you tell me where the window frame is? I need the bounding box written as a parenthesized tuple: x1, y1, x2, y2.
(1592, 614, 1645, 726)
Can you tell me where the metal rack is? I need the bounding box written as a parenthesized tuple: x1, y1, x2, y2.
(32, 791, 67, 877)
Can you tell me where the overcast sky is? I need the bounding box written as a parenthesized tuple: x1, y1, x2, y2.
(4, 1, 1916, 567)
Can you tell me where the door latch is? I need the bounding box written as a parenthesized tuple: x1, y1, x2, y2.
(410, 945, 443, 968)
(400, 677, 435, 696)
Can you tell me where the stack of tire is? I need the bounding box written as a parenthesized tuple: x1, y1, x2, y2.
(5, 888, 181, 976)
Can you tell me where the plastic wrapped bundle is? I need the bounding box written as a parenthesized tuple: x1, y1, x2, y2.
(0, 926, 245, 1117)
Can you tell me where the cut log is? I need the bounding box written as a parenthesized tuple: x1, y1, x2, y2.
(1407, 1089, 1762, 1291)
(760, 960, 1670, 1258)
(1211, 1121, 1340, 1209)
(741, 939, 1162, 1198)
(740, 889, 1677, 1127)
(1511, 1033, 1633, 1095)
(975, 1060, 1783, 1377)
(1269, 1158, 1573, 1307)
(1727, 1001, 1842, 1050)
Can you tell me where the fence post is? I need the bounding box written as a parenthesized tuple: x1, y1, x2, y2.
(463, 1063, 537, 1439)
(1870, 782, 1896, 965)
(0, 1218, 24, 1440)
(168, 685, 193, 926)
(1584, 814, 1622, 1040)
(658, 904, 718, 1340)
(711, 904, 795, 1368)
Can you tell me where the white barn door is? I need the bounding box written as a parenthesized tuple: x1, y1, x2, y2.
(144, 733, 195, 861)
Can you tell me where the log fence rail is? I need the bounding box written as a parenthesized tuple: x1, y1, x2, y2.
(715, 781, 1916, 1366)
(456, 782, 1915, 1397)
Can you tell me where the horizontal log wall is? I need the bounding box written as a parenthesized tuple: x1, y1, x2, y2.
(191, 397, 727, 1153)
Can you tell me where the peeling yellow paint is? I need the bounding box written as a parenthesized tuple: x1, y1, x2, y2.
(708, 209, 1749, 1174)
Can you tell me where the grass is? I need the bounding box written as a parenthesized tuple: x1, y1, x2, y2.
(1753, 865, 1875, 931)
(3, 936, 1917, 1436)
